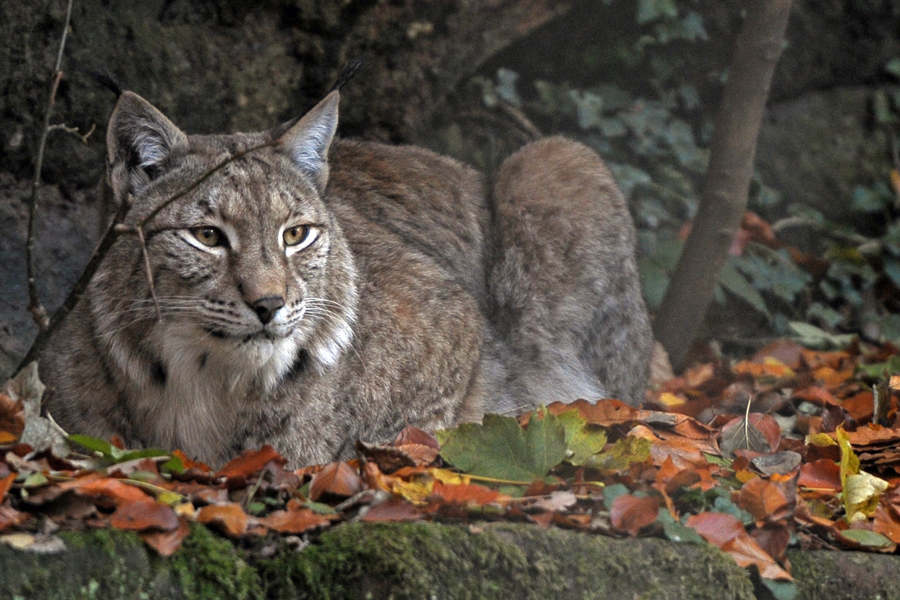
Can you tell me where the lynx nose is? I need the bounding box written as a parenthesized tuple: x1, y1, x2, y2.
(250, 296, 285, 325)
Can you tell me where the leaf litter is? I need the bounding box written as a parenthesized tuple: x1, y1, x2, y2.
(0, 340, 898, 595)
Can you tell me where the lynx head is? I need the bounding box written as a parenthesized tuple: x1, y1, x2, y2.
(95, 90, 358, 391)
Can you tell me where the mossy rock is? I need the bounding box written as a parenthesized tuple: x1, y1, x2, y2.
(5, 521, 900, 600)
(264, 521, 755, 600)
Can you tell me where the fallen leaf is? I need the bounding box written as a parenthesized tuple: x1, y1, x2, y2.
(738, 476, 792, 522)
(686, 512, 792, 581)
(259, 505, 333, 534)
(109, 499, 179, 531)
(0, 472, 15, 499)
(142, 518, 190, 556)
(360, 497, 422, 522)
(197, 503, 249, 536)
(438, 411, 566, 482)
(798, 459, 841, 491)
(65, 474, 151, 504)
(429, 481, 505, 506)
(0, 392, 24, 440)
(215, 445, 285, 483)
(609, 494, 660, 535)
(309, 461, 365, 501)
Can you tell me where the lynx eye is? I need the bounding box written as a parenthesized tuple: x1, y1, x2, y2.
(192, 226, 223, 247)
(283, 225, 317, 249)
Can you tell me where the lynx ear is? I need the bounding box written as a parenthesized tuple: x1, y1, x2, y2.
(106, 91, 188, 198)
(279, 90, 339, 194)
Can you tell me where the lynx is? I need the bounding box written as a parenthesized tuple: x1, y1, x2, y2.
(40, 88, 652, 467)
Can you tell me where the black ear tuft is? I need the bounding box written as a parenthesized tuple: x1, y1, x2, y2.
(79, 67, 125, 98)
(330, 55, 366, 93)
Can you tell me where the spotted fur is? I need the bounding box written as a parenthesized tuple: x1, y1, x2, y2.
(41, 89, 652, 466)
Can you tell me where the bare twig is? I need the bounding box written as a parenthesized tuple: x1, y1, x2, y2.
(47, 122, 97, 145)
(25, 0, 74, 332)
(136, 227, 162, 321)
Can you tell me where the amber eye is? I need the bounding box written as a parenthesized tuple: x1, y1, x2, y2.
(192, 226, 222, 247)
(283, 225, 311, 247)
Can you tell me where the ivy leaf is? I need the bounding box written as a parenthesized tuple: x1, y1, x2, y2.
(438, 411, 567, 482)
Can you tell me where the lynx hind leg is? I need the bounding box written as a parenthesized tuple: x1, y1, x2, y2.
(488, 136, 652, 410)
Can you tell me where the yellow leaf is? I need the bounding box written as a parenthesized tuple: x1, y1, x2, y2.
(389, 476, 434, 505)
(805, 433, 837, 447)
(657, 392, 686, 407)
(174, 502, 196, 517)
(891, 169, 900, 197)
(762, 356, 795, 376)
(844, 471, 889, 521)
(430, 468, 470, 486)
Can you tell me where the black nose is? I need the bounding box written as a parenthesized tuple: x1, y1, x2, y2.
(250, 296, 285, 324)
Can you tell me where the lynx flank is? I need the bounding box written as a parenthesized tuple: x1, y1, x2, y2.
(41, 89, 652, 466)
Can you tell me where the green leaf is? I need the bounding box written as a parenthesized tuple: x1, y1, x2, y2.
(719, 259, 769, 316)
(438, 412, 567, 481)
(603, 483, 630, 510)
(759, 579, 798, 600)
(585, 436, 651, 471)
(161, 455, 185, 474)
(555, 410, 608, 466)
(839, 528, 895, 549)
(68, 434, 115, 458)
(857, 354, 900, 379)
(657, 511, 705, 544)
(883, 258, 900, 289)
(67, 434, 169, 464)
(637, 0, 678, 24)
(789, 321, 855, 350)
(886, 57, 900, 78)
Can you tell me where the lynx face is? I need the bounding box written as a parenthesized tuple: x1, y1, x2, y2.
(87, 91, 358, 442)
(130, 151, 352, 386)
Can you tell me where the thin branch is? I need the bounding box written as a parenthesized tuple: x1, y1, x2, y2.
(47, 122, 97, 145)
(136, 227, 162, 321)
(25, 0, 74, 332)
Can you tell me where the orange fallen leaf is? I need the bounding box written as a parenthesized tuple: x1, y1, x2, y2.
(429, 481, 505, 506)
(0, 392, 24, 441)
(66, 474, 151, 504)
(733, 360, 793, 379)
(215, 445, 285, 481)
(798, 459, 841, 491)
(197, 503, 249, 536)
(546, 399, 639, 426)
(0, 505, 29, 532)
(309, 461, 365, 501)
(738, 476, 792, 522)
(813, 366, 854, 389)
(0, 472, 15, 500)
(686, 512, 792, 580)
(609, 494, 660, 536)
(259, 503, 333, 534)
(110, 499, 179, 531)
(360, 497, 422, 522)
(141, 517, 190, 556)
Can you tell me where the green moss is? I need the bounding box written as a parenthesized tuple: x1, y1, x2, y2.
(259, 522, 754, 600)
(0, 529, 151, 600)
(164, 523, 262, 600)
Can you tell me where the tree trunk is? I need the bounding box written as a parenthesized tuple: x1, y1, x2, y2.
(653, 0, 794, 370)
